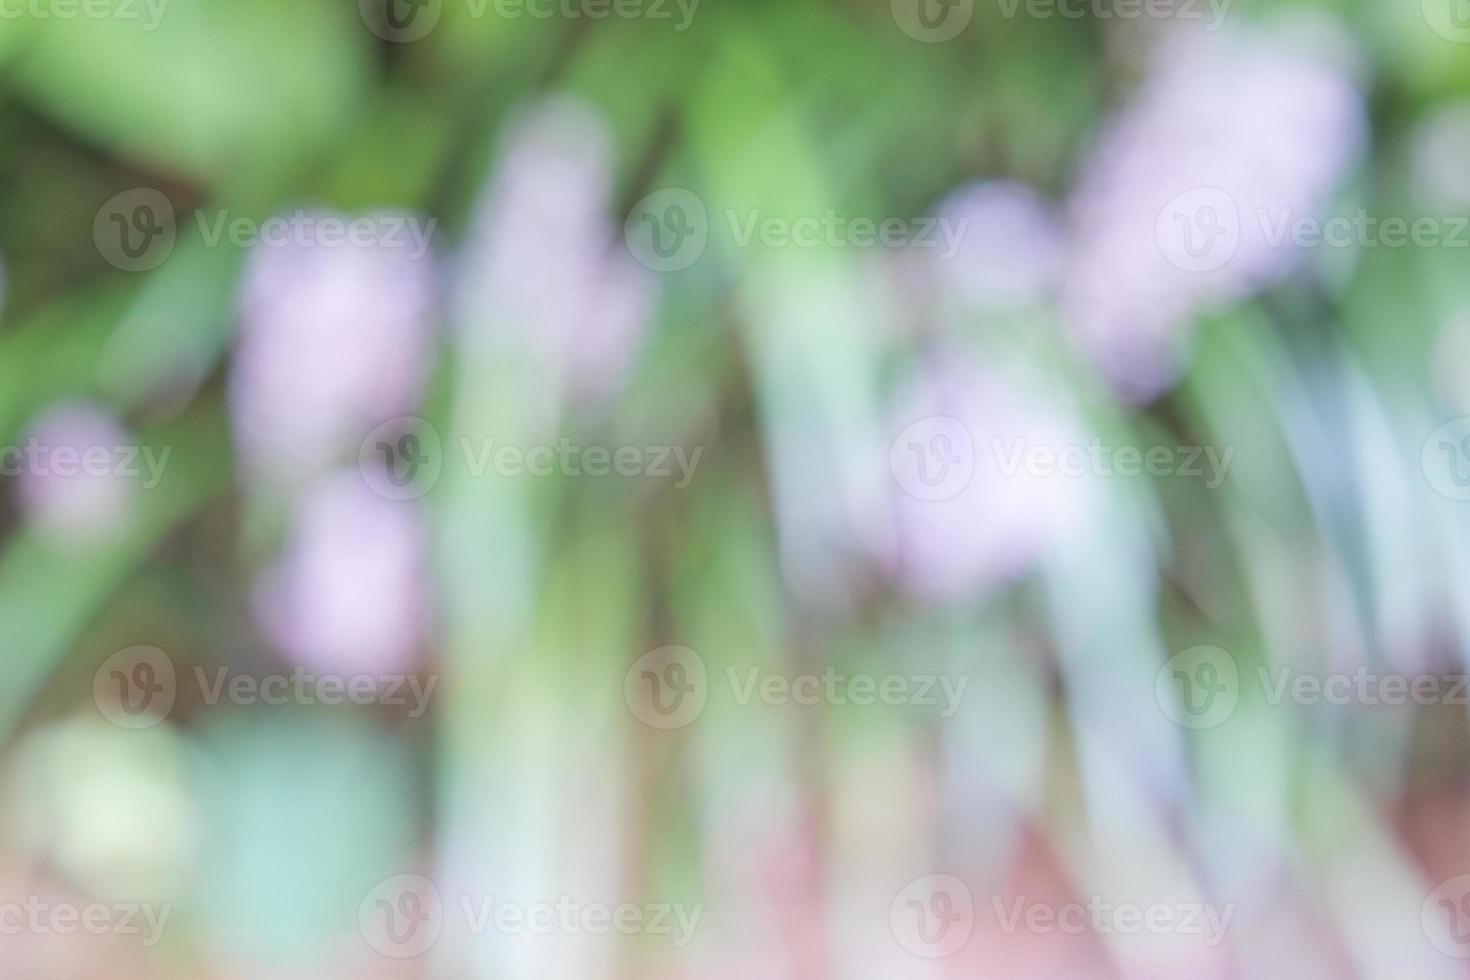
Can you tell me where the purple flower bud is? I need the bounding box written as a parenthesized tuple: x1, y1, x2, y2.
(886, 353, 1097, 603)
(253, 472, 428, 676)
(229, 214, 438, 484)
(932, 181, 1064, 314)
(14, 402, 137, 548)
(454, 98, 654, 408)
(1065, 23, 1366, 400)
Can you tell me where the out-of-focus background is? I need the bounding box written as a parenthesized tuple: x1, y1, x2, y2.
(4, 0, 1470, 976)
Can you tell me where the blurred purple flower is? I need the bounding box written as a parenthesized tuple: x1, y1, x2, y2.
(15, 402, 137, 548)
(932, 181, 1064, 314)
(229, 214, 438, 484)
(1064, 23, 1366, 400)
(885, 352, 1097, 603)
(454, 98, 653, 409)
(253, 472, 428, 676)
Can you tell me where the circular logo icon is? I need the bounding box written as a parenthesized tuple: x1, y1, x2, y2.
(359, 417, 443, 501)
(890, 873, 974, 958)
(1424, 0, 1470, 43)
(1424, 874, 1470, 957)
(94, 188, 176, 272)
(93, 645, 177, 729)
(359, 874, 443, 958)
(890, 416, 975, 502)
(1155, 188, 1240, 272)
(1155, 645, 1239, 730)
(1423, 417, 1470, 501)
(891, 0, 973, 41)
(359, 0, 441, 42)
(624, 189, 709, 272)
(624, 646, 707, 729)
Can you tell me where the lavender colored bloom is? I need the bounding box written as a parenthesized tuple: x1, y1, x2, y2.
(1064, 23, 1366, 400)
(229, 214, 438, 484)
(886, 353, 1096, 603)
(931, 181, 1064, 314)
(454, 98, 653, 409)
(253, 472, 428, 676)
(14, 402, 137, 548)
